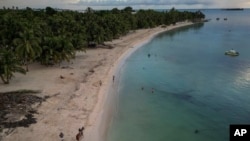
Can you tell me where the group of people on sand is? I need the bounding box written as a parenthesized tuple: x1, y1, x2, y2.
(59, 126, 84, 141)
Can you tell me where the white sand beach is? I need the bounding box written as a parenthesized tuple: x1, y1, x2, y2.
(0, 22, 193, 141)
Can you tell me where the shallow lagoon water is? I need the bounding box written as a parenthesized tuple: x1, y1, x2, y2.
(107, 9, 250, 141)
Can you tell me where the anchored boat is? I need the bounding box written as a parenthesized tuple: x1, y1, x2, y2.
(225, 49, 239, 56)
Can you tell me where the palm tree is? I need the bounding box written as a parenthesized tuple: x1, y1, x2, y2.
(13, 24, 42, 71)
(56, 36, 76, 63)
(39, 36, 60, 65)
(86, 7, 94, 15)
(0, 48, 26, 84)
(71, 33, 87, 51)
(39, 35, 76, 65)
(0, 14, 22, 50)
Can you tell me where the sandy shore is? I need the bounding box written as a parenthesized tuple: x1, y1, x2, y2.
(0, 22, 194, 141)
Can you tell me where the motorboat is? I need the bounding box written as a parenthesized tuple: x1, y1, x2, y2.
(225, 49, 239, 56)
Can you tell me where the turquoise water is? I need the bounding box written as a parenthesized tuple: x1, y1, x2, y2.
(107, 9, 250, 141)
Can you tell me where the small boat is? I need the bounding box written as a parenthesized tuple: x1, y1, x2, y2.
(224, 18, 228, 20)
(225, 49, 239, 56)
(216, 18, 220, 20)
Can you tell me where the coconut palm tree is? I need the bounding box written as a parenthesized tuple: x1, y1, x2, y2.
(39, 35, 76, 65)
(13, 23, 42, 71)
(56, 36, 76, 63)
(71, 33, 87, 51)
(0, 48, 26, 84)
(39, 36, 60, 65)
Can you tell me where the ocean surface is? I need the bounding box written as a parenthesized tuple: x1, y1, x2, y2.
(106, 9, 250, 141)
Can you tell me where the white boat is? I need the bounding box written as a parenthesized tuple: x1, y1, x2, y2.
(225, 49, 239, 56)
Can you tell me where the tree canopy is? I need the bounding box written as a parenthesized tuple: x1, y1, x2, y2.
(0, 6, 205, 84)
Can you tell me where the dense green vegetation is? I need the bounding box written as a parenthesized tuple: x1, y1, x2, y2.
(0, 6, 205, 84)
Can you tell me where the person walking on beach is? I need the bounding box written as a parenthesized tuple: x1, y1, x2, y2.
(59, 132, 64, 141)
(76, 127, 84, 141)
(113, 75, 115, 83)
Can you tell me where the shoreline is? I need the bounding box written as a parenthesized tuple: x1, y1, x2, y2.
(0, 22, 195, 141)
(84, 21, 195, 141)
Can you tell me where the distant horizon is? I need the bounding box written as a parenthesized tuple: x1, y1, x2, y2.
(1, 0, 250, 10)
(0, 6, 248, 11)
